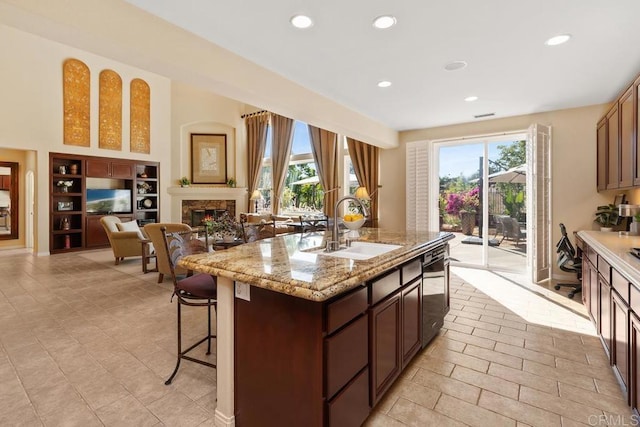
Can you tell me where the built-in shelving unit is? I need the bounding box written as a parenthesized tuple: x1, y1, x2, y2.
(49, 152, 160, 254)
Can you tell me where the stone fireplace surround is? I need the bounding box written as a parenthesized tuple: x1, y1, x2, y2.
(167, 186, 248, 227)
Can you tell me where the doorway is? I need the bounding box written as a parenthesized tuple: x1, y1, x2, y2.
(437, 134, 529, 273)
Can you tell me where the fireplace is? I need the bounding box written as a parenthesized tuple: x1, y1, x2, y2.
(168, 186, 248, 227)
(182, 200, 236, 227)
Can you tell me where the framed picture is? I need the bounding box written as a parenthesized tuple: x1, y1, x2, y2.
(191, 133, 227, 184)
(57, 201, 73, 211)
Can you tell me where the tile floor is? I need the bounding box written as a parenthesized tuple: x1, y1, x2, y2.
(0, 248, 634, 426)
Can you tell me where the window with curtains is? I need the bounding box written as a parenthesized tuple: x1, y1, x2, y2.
(257, 121, 325, 215)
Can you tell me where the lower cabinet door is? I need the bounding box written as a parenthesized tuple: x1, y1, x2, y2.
(401, 279, 422, 367)
(599, 277, 612, 357)
(370, 293, 401, 406)
(630, 312, 640, 411)
(612, 290, 629, 400)
(327, 367, 370, 427)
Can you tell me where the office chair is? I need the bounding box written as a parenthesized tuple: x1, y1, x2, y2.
(554, 223, 582, 299)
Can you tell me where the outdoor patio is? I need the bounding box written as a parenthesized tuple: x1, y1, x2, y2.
(448, 226, 528, 272)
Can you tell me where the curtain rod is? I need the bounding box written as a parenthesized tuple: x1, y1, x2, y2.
(241, 110, 268, 119)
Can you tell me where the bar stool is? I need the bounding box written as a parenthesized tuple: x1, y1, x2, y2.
(160, 226, 217, 385)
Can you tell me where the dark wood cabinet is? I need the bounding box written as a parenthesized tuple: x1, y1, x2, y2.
(612, 289, 629, 399)
(597, 118, 608, 191)
(234, 251, 442, 426)
(635, 77, 640, 186)
(86, 158, 134, 179)
(630, 312, 640, 410)
(370, 292, 401, 406)
(620, 87, 634, 188)
(50, 153, 159, 254)
(401, 279, 422, 366)
(599, 271, 612, 357)
(607, 105, 620, 190)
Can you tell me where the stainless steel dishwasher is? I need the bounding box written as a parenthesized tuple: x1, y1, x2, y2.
(422, 243, 450, 347)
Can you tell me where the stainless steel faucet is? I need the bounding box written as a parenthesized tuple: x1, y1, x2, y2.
(326, 195, 369, 252)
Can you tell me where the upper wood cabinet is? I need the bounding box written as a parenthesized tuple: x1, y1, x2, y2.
(86, 158, 134, 179)
(620, 87, 634, 188)
(597, 118, 608, 191)
(607, 104, 619, 190)
(635, 77, 640, 186)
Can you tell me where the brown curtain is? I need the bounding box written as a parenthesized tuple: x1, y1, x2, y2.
(270, 114, 295, 214)
(245, 113, 269, 212)
(308, 125, 339, 217)
(347, 137, 379, 227)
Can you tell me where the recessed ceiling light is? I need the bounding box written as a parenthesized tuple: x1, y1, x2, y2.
(444, 60, 467, 71)
(465, 96, 478, 102)
(377, 80, 392, 88)
(545, 34, 571, 46)
(290, 15, 313, 29)
(373, 15, 397, 29)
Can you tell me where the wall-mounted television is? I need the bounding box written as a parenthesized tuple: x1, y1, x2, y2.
(86, 189, 132, 214)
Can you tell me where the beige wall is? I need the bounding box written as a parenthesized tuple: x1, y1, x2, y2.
(0, 24, 172, 254)
(381, 104, 615, 277)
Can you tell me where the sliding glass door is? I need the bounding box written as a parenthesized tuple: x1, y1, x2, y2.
(438, 135, 528, 273)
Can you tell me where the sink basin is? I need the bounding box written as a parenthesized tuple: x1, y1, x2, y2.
(314, 241, 402, 260)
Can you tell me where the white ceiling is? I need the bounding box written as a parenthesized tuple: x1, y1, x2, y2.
(123, 0, 640, 131)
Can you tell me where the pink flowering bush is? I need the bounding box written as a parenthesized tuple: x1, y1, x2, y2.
(445, 187, 479, 216)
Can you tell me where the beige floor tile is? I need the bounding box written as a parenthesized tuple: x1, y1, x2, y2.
(412, 367, 481, 404)
(427, 336, 467, 354)
(364, 411, 409, 427)
(494, 342, 556, 366)
(488, 362, 558, 395)
(435, 393, 517, 427)
(463, 344, 523, 369)
(146, 390, 211, 426)
(523, 360, 597, 392)
(473, 327, 525, 347)
(558, 382, 633, 415)
(555, 357, 618, 383)
(445, 329, 496, 350)
(519, 385, 603, 424)
(454, 316, 502, 332)
(478, 390, 562, 427)
(429, 344, 490, 373)
(524, 340, 588, 364)
(443, 319, 475, 334)
(388, 397, 467, 427)
(451, 365, 519, 399)
(95, 394, 160, 426)
(447, 308, 482, 321)
(479, 314, 528, 330)
(413, 354, 455, 376)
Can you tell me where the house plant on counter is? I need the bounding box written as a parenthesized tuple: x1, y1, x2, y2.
(179, 176, 190, 187)
(595, 204, 619, 232)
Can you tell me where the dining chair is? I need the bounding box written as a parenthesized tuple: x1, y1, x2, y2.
(160, 226, 217, 385)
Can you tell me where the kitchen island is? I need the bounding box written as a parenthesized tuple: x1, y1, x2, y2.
(179, 228, 454, 426)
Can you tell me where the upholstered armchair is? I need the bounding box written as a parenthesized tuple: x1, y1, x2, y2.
(144, 223, 192, 283)
(99, 215, 148, 265)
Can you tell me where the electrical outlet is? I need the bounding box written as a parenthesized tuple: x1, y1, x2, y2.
(235, 282, 250, 301)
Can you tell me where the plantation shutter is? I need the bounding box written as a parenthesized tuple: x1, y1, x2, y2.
(527, 124, 552, 283)
(406, 141, 430, 232)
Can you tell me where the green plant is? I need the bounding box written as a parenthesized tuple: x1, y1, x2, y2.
(634, 212, 640, 223)
(595, 204, 619, 228)
(503, 187, 525, 218)
(227, 177, 236, 188)
(179, 176, 190, 186)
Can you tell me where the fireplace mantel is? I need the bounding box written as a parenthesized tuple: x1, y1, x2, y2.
(168, 186, 248, 222)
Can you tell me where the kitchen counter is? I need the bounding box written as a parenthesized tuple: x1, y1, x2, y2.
(178, 228, 454, 426)
(578, 230, 640, 285)
(179, 228, 454, 301)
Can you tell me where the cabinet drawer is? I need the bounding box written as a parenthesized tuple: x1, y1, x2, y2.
(325, 314, 368, 399)
(326, 285, 368, 335)
(370, 269, 400, 305)
(402, 259, 422, 285)
(598, 256, 611, 283)
(612, 269, 630, 305)
(327, 367, 370, 427)
(586, 245, 597, 265)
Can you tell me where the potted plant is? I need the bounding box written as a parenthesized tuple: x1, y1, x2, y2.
(179, 176, 190, 187)
(595, 204, 619, 231)
(227, 177, 236, 188)
(204, 212, 240, 242)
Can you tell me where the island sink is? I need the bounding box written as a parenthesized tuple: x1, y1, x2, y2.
(314, 241, 402, 260)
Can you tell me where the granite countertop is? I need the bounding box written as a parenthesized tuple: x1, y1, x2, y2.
(578, 230, 640, 285)
(179, 228, 455, 301)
